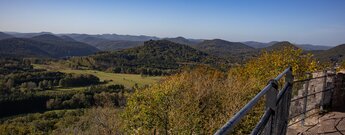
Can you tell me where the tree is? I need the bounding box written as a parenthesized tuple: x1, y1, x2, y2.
(229, 46, 317, 84)
(46, 98, 62, 109)
(5, 79, 14, 89)
(27, 82, 37, 90)
(20, 82, 28, 92)
(38, 81, 44, 90)
(123, 47, 319, 134)
(53, 80, 58, 86)
(47, 80, 53, 89)
(59, 79, 65, 87)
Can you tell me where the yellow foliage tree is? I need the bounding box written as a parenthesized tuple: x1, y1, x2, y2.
(230, 47, 317, 85)
(122, 47, 318, 134)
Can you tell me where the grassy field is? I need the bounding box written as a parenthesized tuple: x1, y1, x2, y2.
(33, 64, 162, 88)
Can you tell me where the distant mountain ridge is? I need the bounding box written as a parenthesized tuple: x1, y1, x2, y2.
(163, 37, 202, 45)
(296, 44, 332, 50)
(0, 32, 13, 40)
(0, 34, 99, 58)
(314, 44, 345, 62)
(63, 33, 159, 42)
(0, 38, 53, 57)
(242, 41, 332, 50)
(192, 39, 256, 61)
(262, 41, 299, 51)
(3, 31, 333, 51)
(5, 32, 53, 38)
(1, 31, 341, 62)
(242, 41, 278, 48)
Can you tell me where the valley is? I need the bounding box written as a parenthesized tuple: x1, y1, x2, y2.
(33, 64, 162, 88)
(0, 31, 344, 134)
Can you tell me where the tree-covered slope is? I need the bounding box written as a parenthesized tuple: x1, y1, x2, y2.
(314, 44, 345, 62)
(0, 34, 99, 58)
(31, 34, 99, 57)
(93, 40, 143, 51)
(0, 32, 14, 40)
(194, 39, 256, 57)
(262, 41, 299, 51)
(0, 38, 53, 57)
(69, 40, 228, 74)
(164, 37, 202, 45)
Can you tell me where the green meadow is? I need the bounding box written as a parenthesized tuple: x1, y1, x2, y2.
(33, 64, 162, 88)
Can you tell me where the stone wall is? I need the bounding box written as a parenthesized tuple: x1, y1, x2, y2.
(332, 73, 345, 111)
(289, 70, 336, 126)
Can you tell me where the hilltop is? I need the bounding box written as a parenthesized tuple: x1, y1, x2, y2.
(194, 39, 255, 56)
(262, 41, 299, 51)
(164, 37, 202, 45)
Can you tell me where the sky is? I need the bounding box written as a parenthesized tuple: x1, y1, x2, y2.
(0, 0, 345, 46)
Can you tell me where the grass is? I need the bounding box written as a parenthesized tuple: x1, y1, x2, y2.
(33, 64, 162, 88)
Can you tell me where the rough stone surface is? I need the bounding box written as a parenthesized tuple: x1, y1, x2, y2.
(289, 70, 336, 126)
(287, 111, 345, 135)
(287, 70, 345, 135)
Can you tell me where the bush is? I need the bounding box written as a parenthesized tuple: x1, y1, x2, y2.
(59, 74, 100, 87)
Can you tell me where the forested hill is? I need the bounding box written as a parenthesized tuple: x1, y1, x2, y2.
(164, 37, 202, 45)
(68, 40, 229, 75)
(261, 41, 300, 51)
(0, 32, 13, 40)
(313, 44, 345, 62)
(193, 39, 256, 57)
(0, 34, 99, 58)
(0, 38, 52, 58)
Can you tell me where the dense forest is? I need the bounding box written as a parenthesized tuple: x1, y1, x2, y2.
(67, 40, 230, 75)
(0, 34, 99, 58)
(0, 46, 326, 134)
(0, 58, 126, 118)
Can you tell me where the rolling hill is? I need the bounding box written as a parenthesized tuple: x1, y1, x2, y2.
(93, 40, 143, 51)
(0, 34, 99, 58)
(192, 39, 257, 62)
(0, 32, 14, 40)
(242, 41, 278, 48)
(75, 36, 110, 45)
(5, 32, 53, 38)
(68, 40, 228, 74)
(262, 41, 299, 51)
(164, 37, 202, 45)
(296, 44, 332, 50)
(313, 44, 345, 62)
(62, 34, 156, 50)
(0, 38, 52, 57)
(64, 33, 159, 42)
(60, 35, 77, 42)
(243, 41, 331, 50)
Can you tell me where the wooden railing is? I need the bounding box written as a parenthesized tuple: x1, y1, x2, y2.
(214, 67, 294, 135)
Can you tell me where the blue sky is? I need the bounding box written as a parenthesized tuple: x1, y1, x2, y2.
(0, 0, 344, 46)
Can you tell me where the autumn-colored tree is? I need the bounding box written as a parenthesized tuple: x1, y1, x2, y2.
(123, 47, 318, 134)
(231, 47, 317, 84)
